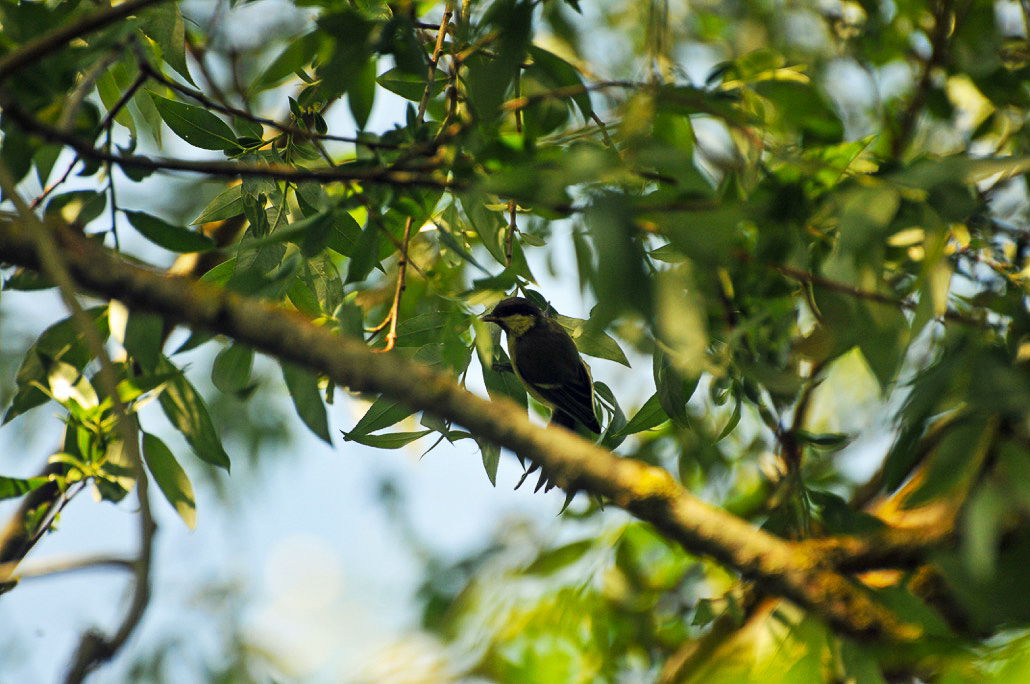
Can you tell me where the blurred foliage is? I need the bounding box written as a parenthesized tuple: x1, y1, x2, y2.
(3, 0, 1030, 680)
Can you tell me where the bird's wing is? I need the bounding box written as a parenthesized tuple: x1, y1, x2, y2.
(513, 324, 600, 432)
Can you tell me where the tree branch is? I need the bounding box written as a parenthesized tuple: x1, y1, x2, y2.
(0, 0, 170, 84)
(0, 219, 923, 642)
(0, 98, 457, 190)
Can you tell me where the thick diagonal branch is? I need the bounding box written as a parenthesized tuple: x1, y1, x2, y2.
(0, 219, 921, 642)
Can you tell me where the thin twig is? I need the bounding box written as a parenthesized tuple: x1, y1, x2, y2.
(184, 33, 234, 114)
(417, 4, 454, 122)
(377, 216, 416, 353)
(589, 111, 614, 147)
(890, 0, 966, 157)
(776, 264, 986, 327)
(374, 4, 454, 348)
(501, 80, 635, 112)
(505, 68, 523, 266)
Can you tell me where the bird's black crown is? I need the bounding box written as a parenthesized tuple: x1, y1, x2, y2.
(485, 297, 543, 319)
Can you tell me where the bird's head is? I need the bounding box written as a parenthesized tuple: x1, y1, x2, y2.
(482, 297, 543, 336)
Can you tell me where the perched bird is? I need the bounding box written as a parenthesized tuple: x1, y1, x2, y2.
(482, 296, 601, 435)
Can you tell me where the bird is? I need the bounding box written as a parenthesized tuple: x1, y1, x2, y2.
(482, 297, 601, 491)
(482, 296, 601, 433)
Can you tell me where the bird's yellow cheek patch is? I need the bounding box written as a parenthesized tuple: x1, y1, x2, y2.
(501, 314, 535, 336)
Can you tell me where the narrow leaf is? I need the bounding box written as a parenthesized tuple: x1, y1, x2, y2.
(0, 475, 50, 501)
(142, 432, 197, 528)
(342, 429, 431, 449)
(151, 94, 241, 151)
(157, 358, 230, 470)
(192, 185, 244, 225)
(125, 211, 214, 253)
(613, 392, 668, 437)
(281, 361, 331, 443)
(347, 396, 414, 438)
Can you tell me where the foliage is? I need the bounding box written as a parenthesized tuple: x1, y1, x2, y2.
(2, 0, 1030, 680)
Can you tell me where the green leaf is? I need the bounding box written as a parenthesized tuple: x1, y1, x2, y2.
(122, 309, 164, 373)
(157, 358, 231, 471)
(125, 211, 214, 253)
(463, 0, 532, 122)
(554, 314, 630, 367)
(151, 94, 242, 151)
(346, 396, 415, 438)
(478, 437, 501, 486)
(612, 392, 668, 437)
(280, 361, 331, 443)
(586, 194, 653, 320)
(345, 219, 381, 284)
(376, 67, 446, 102)
(253, 31, 320, 91)
(140, 4, 195, 86)
(754, 80, 843, 144)
(460, 191, 507, 266)
(794, 430, 851, 449)
(653, 348, 697, 429)
(211, 343, 253, 395)
(394, 312, 450, 347)
(315, 11, 374, 100)
(348, 58, 377, 129)
(96, 69, 136, 134)
(192, 185, 244, 224)
(615, 522, 694, 591)
(524, 539, 594, 575)
(142, 432, 196, 529)
(527, 46, 592, 118)
(596, 381, 626, 448)
(325, 211, 364, 256)
(0, 475, 50, 501)
(45, 191, 106, 226)
(4, 307, 109, 424)
(343, 429, 431, 449)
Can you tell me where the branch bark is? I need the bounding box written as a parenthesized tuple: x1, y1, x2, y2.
(0, 218, 926, 642)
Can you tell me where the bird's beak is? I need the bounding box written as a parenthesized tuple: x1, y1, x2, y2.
(481, 312, 499, 323)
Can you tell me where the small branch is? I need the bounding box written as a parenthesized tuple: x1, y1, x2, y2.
(377, 216, 416, 353)
(890, 0, 962, 158)
(0, 97, 456, 189)
(372, 6, 453, 350)
(589, 111, 614, 147)
(504, 69, 522, 266)
(0, 0, 170, 84)
(136, 54, 401, 150)
(501, 80, 634, 113)
(417, 3, 454, 122)
(184, 33, 234, 114)
(776, 264, 986, 327)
